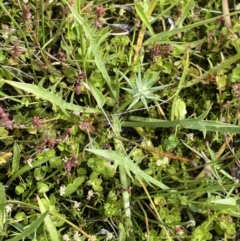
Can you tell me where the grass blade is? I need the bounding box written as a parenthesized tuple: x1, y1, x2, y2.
(144, 10, 240, 45)
(5, 211, 48, 241)
(12, 142, 20, 175)
(0, 183, 6, 231)
(7, 156, 54, 186)
(135, 4, 154, 36)
(66, 2, 117, 99)
(37, 196, 60, 241)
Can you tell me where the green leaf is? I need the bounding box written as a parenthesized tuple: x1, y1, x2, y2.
(118, 222, 126, 241)
(64, 176, 85, 196)
(37, 196, 60, 241)
(144, 10, 240, 45)
(229, 66, 240, 82)
(118, 70, 135, 89)
(88, 81, 105, 107)
(87, 172, 103, 192)
(135, 4, 154, 36)
(122, 110, 240, 138)
(0, 50, 6, 62)
(5, 211, 48, 241)
(7, 156, 54, 186)
(217, 75, 227, 89)
(66, 3, 117, 99)
(88, 157, 115, 178)
(12, 142, 20, 175)
(1, 80, 101, 115)
(86, 149, 170, 190)
(9, 223, 35, 240)
(0, 183, 6, 231)
(37, 182, 50, 193)
(210, 197, 239, 206)
(174, 98, 187, 120)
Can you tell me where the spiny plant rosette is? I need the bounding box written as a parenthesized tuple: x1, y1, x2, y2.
(119, 66, 172, 110)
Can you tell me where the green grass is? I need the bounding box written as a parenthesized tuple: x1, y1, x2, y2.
(0, 0, 240, 240)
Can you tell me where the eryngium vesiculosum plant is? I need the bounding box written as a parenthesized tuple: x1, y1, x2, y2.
(119, 66, 172, 110)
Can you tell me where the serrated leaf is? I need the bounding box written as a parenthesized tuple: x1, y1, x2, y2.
(123, 107, 240, 138)
(1, 80, 101, 115)
(86, 149, 170, 190)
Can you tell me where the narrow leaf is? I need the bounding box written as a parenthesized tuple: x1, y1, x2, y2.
(5, 211, 48, 241)
(12, 142, 20, 174)
(1, 80, 101, 114)
(135, 4, 154, 36)
(7, 156, 54, 186)
(86, 149, 170, 190)
(123, 116, 240, 135)
(37, 196, 60, 241)
(88, 81, 105, 107)
(9, 223, 35, 239)
(67, 3, 117, 99)
(144, 10, 240, 45)
(0, 183, 6, 231)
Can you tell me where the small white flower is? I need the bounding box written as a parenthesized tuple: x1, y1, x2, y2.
(26, 158, 33, 167)
(234, 178, 239, 184)
(73, 201, 81, 210)
(156, 156, 169, 166)
(178, 229, 184, 236)
(186, 133, 194, 141)
(43, 148, 50, 153)
(73, 231, 81, 240)
(106, 232, 114, 240)
(62, 234, 70, 241)
(59, 185, 66, 196)
(97, 229, 114, 240)
(5, 204, 12, 213)
(73, 111, 81, 116)
(187, 220, 196, 228)
(86, 190, 94, 200)
(175, 226, 184, 236)
(62, 157, 68, 163)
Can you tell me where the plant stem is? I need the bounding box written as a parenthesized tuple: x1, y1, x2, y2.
(112, 116, 133, 235)
(134, 0, 158, 61)
(0, 2, 36, 80)
(170, 49, 189, 120)
(222, 0, 232, 29)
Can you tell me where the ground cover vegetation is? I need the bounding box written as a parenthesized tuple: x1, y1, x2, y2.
(1, 0, 240, 240)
